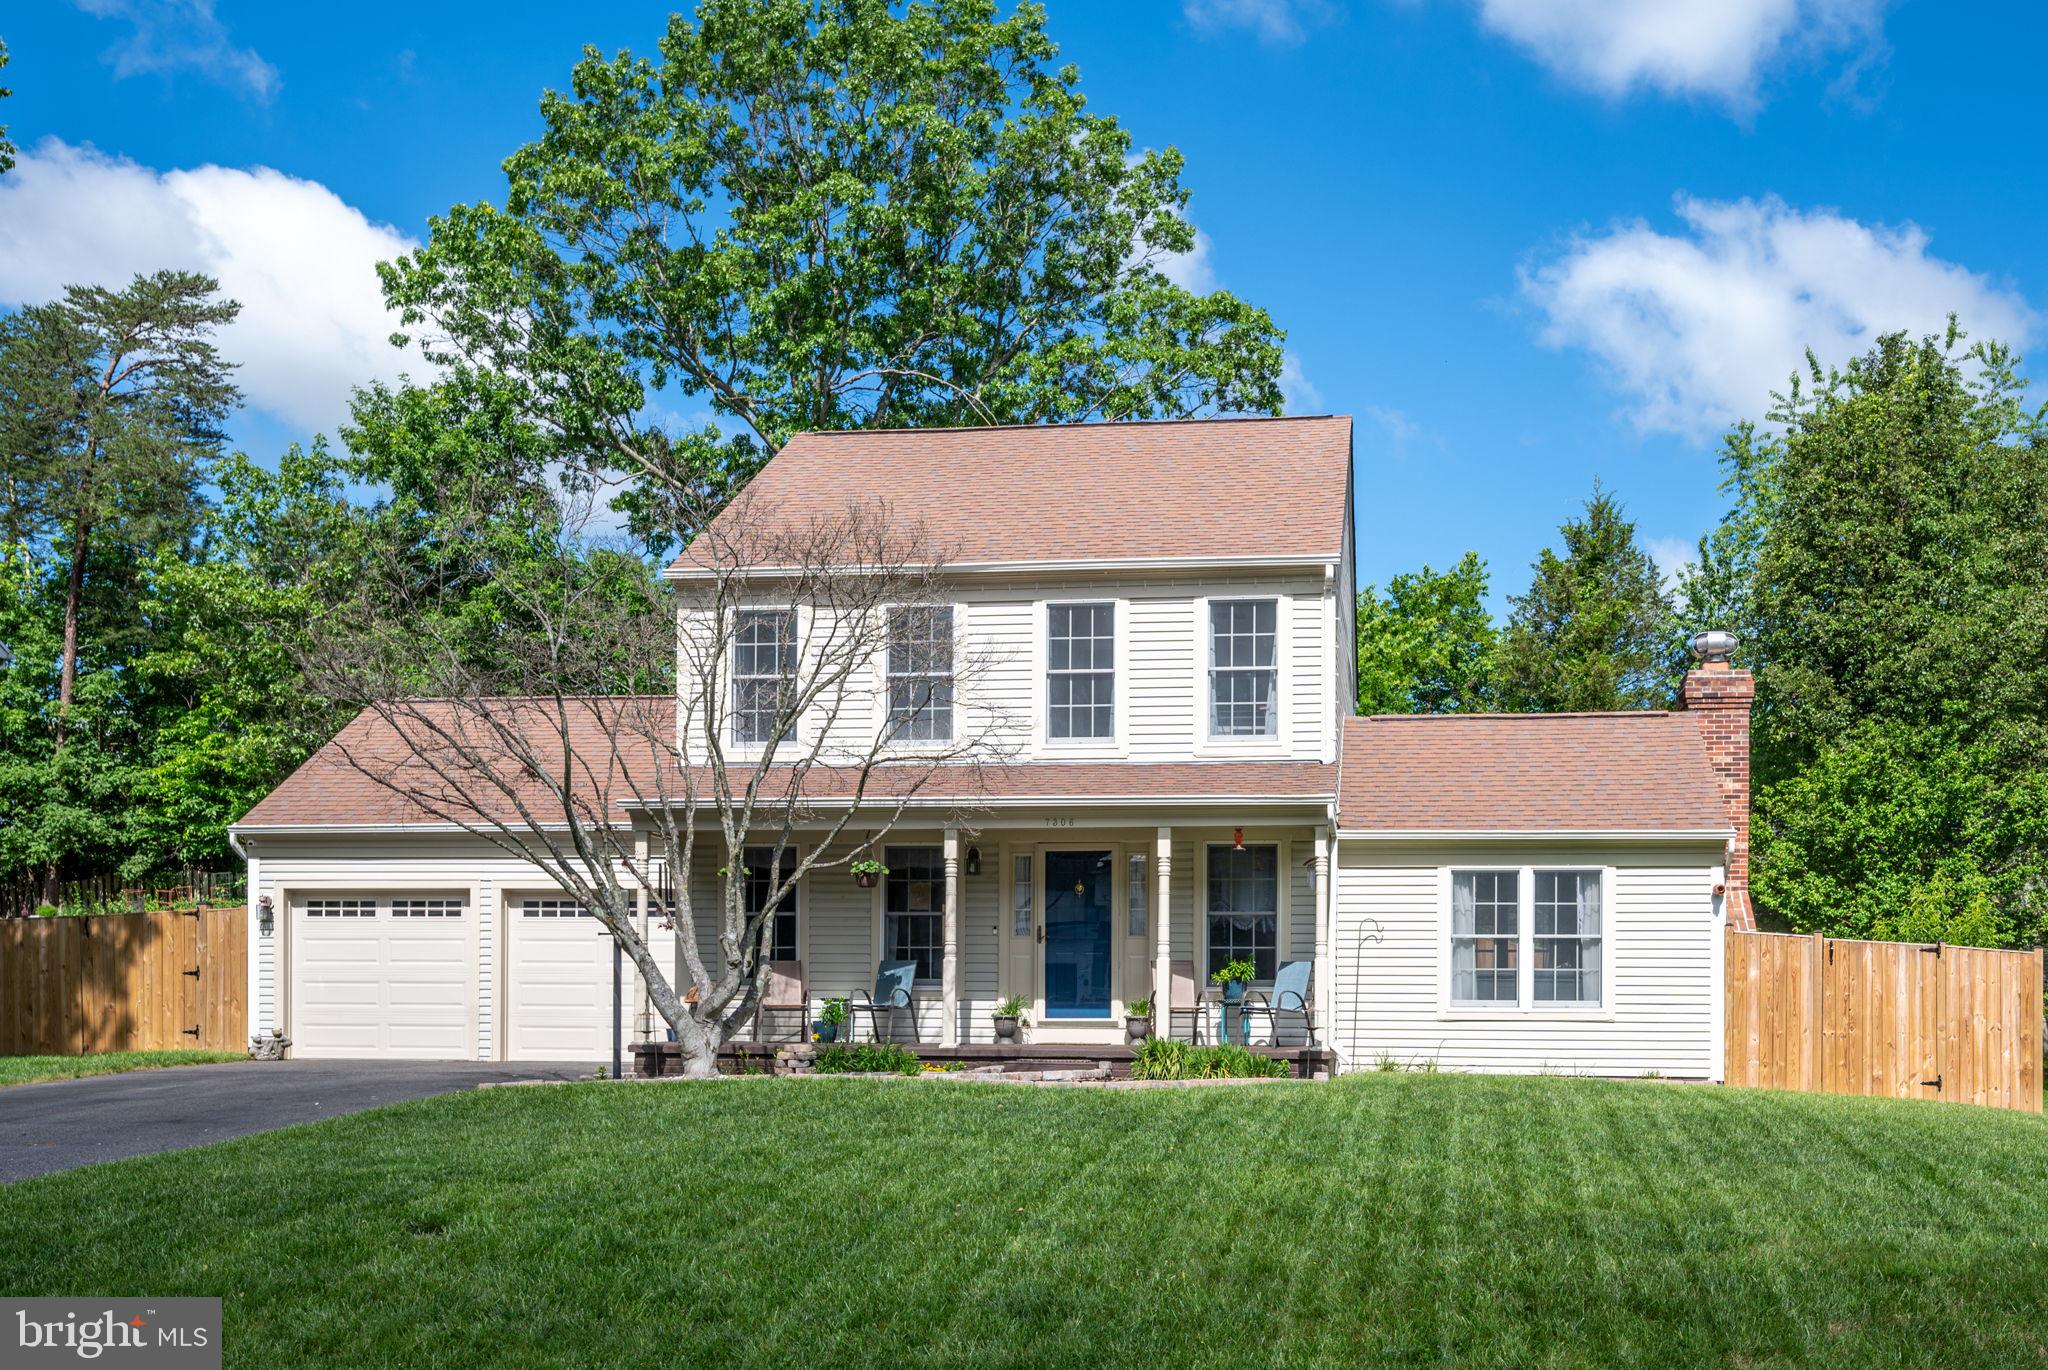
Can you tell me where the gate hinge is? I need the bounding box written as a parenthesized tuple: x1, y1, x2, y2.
(1920, 943, 1943, 958)
(182, 967, 201, 979)
(1924, 1074, 1943, 1092)
(180, 908, 201, 918)
(181, 1026, 200, 1038)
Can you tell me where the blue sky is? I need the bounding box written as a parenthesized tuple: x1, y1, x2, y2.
(2, 1, 2043, 609)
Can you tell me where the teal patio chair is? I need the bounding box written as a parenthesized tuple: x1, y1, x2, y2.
(846, 960, 919, 1043)
(1240, 960, 1315, 1046)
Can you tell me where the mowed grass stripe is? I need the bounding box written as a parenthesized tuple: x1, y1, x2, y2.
(4, 1074, 2048, 1367)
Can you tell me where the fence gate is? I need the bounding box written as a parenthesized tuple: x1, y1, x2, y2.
(1, 907, 247, 1055)
(1726, 929, 2042, 1112)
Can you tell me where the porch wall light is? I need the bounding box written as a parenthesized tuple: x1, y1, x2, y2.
(965, 846, 982, 877)
(1233, 827, 1245, 851)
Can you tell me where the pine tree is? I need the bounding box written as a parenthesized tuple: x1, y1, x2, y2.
(1495, 483, 1676, 712)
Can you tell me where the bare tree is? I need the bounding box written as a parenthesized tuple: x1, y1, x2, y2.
(299, 485, 1016, 1077)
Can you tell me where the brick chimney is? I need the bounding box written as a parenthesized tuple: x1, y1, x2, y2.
(1680, 630, 1756, 930)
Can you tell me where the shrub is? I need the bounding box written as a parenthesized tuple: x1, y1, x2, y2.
(1129, 1038, 1288, 1081)
(812, 1043, 921, 1076)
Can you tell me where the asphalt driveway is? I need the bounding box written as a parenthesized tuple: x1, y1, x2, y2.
(0, 1060, 590, 1183)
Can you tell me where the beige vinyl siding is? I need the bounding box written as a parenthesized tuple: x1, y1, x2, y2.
(677, 574, 1337, 767)
(1332, 841, 1721, 1078)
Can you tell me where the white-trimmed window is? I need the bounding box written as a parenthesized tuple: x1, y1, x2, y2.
(1449, 867, 1605, 1009)
(391, 897, 465, 918)
(1534, 870, 1602, 1004)
(731, 608, 796, 745)
(1450, 871, 1518, 1004)
(521, 897, 591, 918)
(1208, 599, 1278, 737)
(1205, 844, 1278, 983)
(305, 898, 375, 918)
(883, 844, 944, 984)
(743, 845, 799, 963)
(886, 606, 953, 741)
(1047, 602, 1115, 741)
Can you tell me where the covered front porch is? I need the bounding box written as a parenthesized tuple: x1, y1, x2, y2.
(639, 804, 1337, 1056)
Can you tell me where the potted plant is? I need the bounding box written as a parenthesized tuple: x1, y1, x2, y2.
(1124, 996, 1153, 1044)
(992, 995, 1028, 1044)
(1210, 960, 1257, 1046)
(851, 859, 888, 890)
(1211, 960, 1257, 1005)
(814, 996, 848, 1043)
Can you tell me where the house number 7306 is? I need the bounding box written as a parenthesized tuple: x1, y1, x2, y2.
(1043, 816, 1075, 828)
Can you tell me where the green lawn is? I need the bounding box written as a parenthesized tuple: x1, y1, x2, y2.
(2, 1075, 2045, 1366)
(0, 1049, 245, 1088)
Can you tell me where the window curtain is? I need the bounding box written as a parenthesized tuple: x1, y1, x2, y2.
(1577, 874, 1603, 992)
(1451, 872, 1477, 1000)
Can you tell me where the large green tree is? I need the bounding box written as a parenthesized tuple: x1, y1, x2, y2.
(132, 446, 365, 871)
(1745, 328, 2048, 785)
(374, 0, 1287, 532)
(1712, 327, 2048, 945)
(1494, 484, 1675, 712)
(1355, 552, 1497, 714)
(0, 272, 240, 745)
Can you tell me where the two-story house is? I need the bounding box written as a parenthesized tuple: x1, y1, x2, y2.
(233, 415, 1750, 1077)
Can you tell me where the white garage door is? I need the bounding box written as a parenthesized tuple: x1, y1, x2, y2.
(290, 894, 476, 1059)
(507, 896, 617, 1061)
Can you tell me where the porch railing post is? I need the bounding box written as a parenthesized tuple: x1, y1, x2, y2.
(1154, 827, 1172, 1037)
(942, 828, 960, 1048)
(1312, 824, 1332, 1059)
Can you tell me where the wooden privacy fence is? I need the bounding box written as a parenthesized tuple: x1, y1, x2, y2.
(0, 908, 246, 1055)
(1726, 928, 2043, 1112)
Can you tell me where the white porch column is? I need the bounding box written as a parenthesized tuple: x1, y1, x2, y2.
(1153, 827, 1173, 1028)
(1312, 824, 1333, 1053)
(942, 828, 961, 1047)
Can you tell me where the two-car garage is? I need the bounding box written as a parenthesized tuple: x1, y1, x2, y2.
(287, 890, 619, 1061)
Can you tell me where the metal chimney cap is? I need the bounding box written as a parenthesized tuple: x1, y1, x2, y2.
(1689, 629, 1739, 664)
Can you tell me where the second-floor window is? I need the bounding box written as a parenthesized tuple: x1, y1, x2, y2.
(1209, 598, 1278, 737)
(732, 608, 796, 745)
(886, 606, 954, 741)
(1047, 602, 1115, 741)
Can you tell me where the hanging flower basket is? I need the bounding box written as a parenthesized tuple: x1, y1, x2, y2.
(851, 861, 888, 890)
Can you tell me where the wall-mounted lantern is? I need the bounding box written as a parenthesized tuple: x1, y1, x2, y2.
(965, 845, 982, 877)
(257, 894, 275, 935)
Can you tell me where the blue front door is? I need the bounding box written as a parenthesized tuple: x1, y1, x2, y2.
(1044, 850, 1113, 1019)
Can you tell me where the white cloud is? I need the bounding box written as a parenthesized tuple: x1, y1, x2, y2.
(1281, 353, 1323, 412)
(1364, 403, 1430, 451)
(0, 140, 419, 437)
(1646, 535, 1696, 587)
(1184, 0, 1339, 46)
(1470, 0, 1887, 110)
(73, 0, 279, 101)
(1521, 194, 2038, 440)
(1155, 225, 1217, 293)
